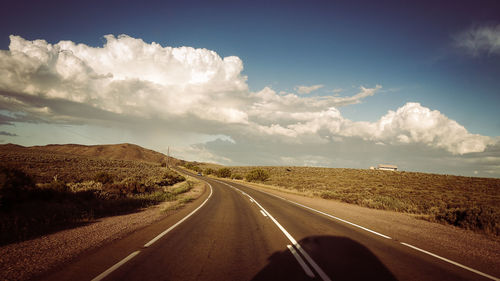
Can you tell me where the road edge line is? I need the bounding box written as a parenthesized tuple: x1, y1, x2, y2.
(144, 182, 213, 247)
(400, 242, 500, 281)
(225, 179, 500, 281)
(91, 251, 141, 281)
(217, 180, 332, 281)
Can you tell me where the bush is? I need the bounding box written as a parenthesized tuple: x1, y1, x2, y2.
(184, 163, 201, 172)
(245, 169, 270, 182)
(204, 168, 215, 175)
(216, 168, 232, 178)
(0, 166, 35, 209)
(232, 174, 243, 180)
(94, 172, 114, 184)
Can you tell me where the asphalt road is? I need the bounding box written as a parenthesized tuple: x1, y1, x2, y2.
(41, 170, 498, 281)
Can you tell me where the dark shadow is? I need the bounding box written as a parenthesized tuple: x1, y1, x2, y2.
(252, 235, 398, 281)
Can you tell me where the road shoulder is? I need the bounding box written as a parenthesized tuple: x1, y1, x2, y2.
(225, 178, 500, 278)
(0, 176, 210, 281)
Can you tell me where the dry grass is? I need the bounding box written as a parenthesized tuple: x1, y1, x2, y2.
(196, 164, 500, 236)
(0, 146, 188, 245)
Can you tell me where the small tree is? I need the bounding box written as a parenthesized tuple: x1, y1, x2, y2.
(245, 169, 270, 182)
(216, 168, 232, 178)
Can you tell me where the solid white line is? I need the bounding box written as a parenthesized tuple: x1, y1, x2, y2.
(217, 180, 331, 281)
(287, 245, 315, 278)
(234, 182, 392, 240)
(91, 251, 141, 281)
(144, 183, 213, 247)
(401, 243, 500, 281)
(260, 210, 268, 217)
(222, 179, 500, 281)
(287, 200, 392, 240)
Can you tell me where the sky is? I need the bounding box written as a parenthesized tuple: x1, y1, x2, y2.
(0, 0, 499, 177)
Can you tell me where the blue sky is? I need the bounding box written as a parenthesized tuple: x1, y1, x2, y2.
(1, 0, 499, 177)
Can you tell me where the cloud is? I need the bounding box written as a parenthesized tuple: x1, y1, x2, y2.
(251, 102, 493, 155)
(454, 24, 500, 56)
(295, 84, 324, 94)
(0, 131, 17, 136)
(0, 34, 495, 162)
(0, 34, 249, 124)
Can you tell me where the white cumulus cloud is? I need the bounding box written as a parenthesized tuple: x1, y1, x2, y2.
(0, 34, 249, 124)
(0, 34, 495, 157)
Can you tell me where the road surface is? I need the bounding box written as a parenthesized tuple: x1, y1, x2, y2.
(41, 169, 499, 281)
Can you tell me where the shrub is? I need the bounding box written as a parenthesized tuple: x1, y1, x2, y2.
(94, 172, 114, 184)
(232, 174, 243, 180)
(0, 166, 35, 209)
(245, 169, 270, 182)
(216, 168, 232, 178)
(184, 163, 201, 172)
(156, 170, 185, 186)
(204, 168, 215, 175)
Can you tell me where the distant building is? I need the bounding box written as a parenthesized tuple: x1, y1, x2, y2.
(376, 164, 398, 171)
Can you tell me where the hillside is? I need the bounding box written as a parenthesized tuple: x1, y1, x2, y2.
(30, 143, 170, 163)
(0, 143, 190, 245)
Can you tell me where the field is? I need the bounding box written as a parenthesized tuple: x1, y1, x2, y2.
(191, 163, 500, 236)
(0, 144, 187, 245)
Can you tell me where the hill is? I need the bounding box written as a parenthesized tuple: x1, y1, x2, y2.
(30, 143, 170, 163)
(0, 143, 179, 183)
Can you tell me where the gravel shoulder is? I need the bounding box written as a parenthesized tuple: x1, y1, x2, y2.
(232, 179, 500, 278)
(0, 177, 206, 281)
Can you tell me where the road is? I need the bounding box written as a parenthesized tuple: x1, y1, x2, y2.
(42, 169, 499, 281)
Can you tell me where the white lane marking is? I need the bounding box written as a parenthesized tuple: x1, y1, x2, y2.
(92, 181, 214, 281)
(287, 245, 315, 278)
(224, 180, 500, 281)
(144, 183, 213, 247)
(260, 210, 268, 217)
(238, 184, 392, 240)
(287, 200, 392, 240)
(401, 243, 500, 281)
(217, 180, 331, 281)
(91, 251, 141, 281)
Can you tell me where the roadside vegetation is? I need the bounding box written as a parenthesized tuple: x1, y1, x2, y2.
(0, 149, 189, 245)
(192, 163, 500, 236)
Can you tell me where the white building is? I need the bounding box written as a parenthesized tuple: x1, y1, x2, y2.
(376, 164, 398, 171)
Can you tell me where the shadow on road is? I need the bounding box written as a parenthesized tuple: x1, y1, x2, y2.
(252, 235, 398, 281)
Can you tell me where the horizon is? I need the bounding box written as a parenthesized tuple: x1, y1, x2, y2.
(3, 142, 500, 179)
(1, 0, 499, 178)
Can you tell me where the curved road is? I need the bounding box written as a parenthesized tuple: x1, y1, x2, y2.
(42, 169, 498, 281)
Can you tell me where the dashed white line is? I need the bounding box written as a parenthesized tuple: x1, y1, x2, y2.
(91, 181, 213, 281)
(91, 251, 141, 281)
(239, 184, 392, 240)
(222, 179, 500, 281)
(217, 180, 331, 281)
(287, 245, 315, 278)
